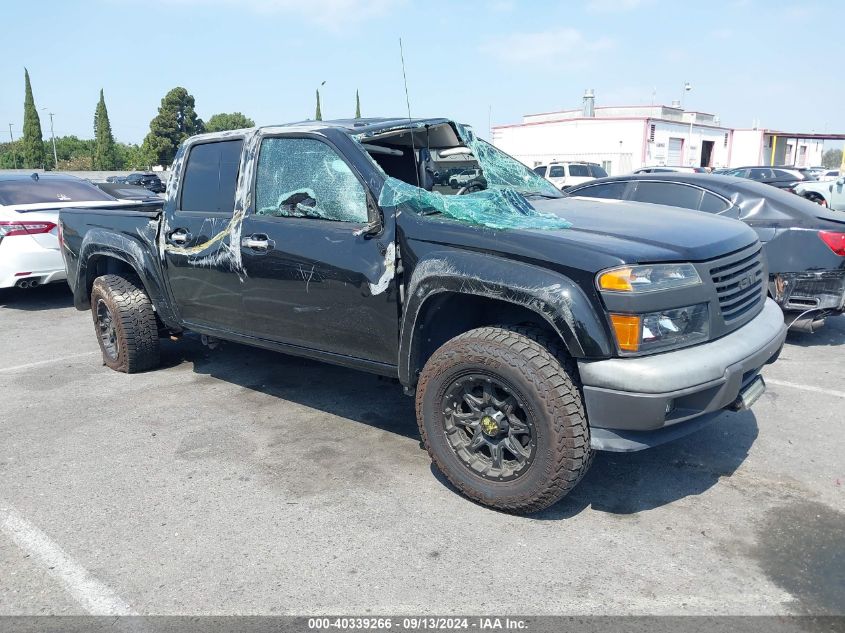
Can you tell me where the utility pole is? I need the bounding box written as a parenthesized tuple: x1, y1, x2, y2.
(41, 108, 58, 169)
(8, 123, 17, 169)
(48, 112, 58, 169)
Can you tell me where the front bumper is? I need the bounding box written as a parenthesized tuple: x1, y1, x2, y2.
(578, 298, 786, 452)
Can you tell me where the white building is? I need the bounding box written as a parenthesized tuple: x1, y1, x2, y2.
(492, 91, 835, 175)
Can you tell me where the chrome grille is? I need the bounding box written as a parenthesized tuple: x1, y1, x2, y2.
(710, 246, 765, 323)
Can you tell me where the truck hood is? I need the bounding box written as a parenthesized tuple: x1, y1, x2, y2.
(401, 195, 759, 274)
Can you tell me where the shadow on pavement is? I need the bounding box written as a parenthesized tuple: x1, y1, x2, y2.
(165, 335, 418, 441)
(540, 411, 758, 518)
(163, 335, 758, 518)
(0, 283, 74, 311)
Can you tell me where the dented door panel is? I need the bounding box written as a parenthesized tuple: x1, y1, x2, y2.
(240, 217, 399, 364)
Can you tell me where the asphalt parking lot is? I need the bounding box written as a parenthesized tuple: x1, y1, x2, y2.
(0, 283, 842, 617)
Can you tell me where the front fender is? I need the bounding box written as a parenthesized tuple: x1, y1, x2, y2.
(398, 251, 612, 385)
(76, 228, 178, 328)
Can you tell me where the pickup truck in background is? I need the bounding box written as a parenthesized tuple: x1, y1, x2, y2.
(794, 175, 845, 210)
(59, 118, 787, 513)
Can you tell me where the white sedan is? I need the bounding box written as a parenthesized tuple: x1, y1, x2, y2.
(0, 173, 131, 290)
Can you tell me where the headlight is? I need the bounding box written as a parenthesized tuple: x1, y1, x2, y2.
(598, 263, 702, 293)
(609, 303, 709, 353)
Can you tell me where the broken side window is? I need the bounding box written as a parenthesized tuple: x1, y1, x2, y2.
(255, 137, 368, 223)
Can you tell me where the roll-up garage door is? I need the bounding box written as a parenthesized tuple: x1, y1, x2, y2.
(668, 137, 683, 165)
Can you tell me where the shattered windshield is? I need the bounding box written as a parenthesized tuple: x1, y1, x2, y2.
(358, 121, 570, 230)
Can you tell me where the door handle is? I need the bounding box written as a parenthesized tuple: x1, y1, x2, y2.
(241, 234, 275, 251)
(169, 229, 191, 244)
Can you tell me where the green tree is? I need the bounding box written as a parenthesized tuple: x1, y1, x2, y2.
(315, 89, 322, 121)
(205, 112, 255, 133)
(822, 148, 843, 169)
(355, 90, 361, 118)
(22, 68, 45, 169)
(93, 89, 118, 169)
(141, 87, 204, 167)
(0, 141, 23, 169)
(118, 143, 151, 170)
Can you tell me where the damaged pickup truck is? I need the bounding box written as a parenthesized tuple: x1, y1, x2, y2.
(59, 118, 787, 513)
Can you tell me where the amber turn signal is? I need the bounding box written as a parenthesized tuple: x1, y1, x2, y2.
(609, 314, 641, 352)
(598, 267, 634, 292)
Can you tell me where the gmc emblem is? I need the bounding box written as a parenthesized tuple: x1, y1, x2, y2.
(738, 274, 754, 290)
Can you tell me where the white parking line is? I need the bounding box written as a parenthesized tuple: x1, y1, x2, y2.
(766, 378, 845, 399)
(0, 352, 98, 374)
(0, 502, 135, 615)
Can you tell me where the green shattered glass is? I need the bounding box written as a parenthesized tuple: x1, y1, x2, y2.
(379, 177, 571, 230)
(454, 123, 563, 199)
(376, 123, 570, 230)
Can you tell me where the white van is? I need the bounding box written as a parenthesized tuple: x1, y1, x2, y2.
(533, 162, 608, 190)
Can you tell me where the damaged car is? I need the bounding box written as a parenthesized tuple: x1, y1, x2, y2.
(59, 118, 786, 513)
(563, 173, 845, 332)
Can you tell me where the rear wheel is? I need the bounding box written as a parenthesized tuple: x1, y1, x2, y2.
(416, 326, 592, 513)
(90, 274, 160, 373)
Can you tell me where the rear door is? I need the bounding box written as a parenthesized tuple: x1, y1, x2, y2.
(162, 138, 245, 331)
(238, 134, 400, 365)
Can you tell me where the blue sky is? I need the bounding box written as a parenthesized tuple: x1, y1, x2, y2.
(1, 0, 843, 146)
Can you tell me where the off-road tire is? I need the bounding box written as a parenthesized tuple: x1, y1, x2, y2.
(90, 274, 160, 373)
(416, 326, 593, 513)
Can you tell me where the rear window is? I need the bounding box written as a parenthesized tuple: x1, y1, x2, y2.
(0, 178, 115, 206)
(179, 140, 243, 213)
(631, 181, 704, 210)
(568, 164, 591, 177)
(590, 165, 608, 178)
(548, 166, 565, 178)
(699, 191, 730, 213)
(571, 182, 628, 200)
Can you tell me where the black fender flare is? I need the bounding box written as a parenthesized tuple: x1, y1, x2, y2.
(398, 250, 612, 386)
(75, 228, 179, 328)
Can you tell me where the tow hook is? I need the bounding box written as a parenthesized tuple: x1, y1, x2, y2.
(728, 376, 766, 411)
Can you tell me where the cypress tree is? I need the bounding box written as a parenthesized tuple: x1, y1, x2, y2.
(22, 69, 45, 169)
(93, 89, 117, 170)
(315, 89, 323, 121)
(355, 90, 361, 118)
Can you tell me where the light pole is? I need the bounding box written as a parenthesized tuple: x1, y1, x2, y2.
(7, 123, 17, 169)
(681, 82, 694, 166)
(680, 81, 691, 110)
(41, 108, 58, 169)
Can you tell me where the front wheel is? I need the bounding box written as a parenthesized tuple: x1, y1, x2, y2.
(416, 327, 592, 513)
(90, 274, 160, 373)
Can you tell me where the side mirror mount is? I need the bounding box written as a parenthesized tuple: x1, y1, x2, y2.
(354, 195, 383, 237)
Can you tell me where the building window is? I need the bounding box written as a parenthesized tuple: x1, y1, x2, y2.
(601, 160, 612, 174)
(649, 124, 656, 142)
(723, 133, 729, 147)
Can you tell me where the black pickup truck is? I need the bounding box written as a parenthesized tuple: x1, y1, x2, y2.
(59, 118, 787, 513)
